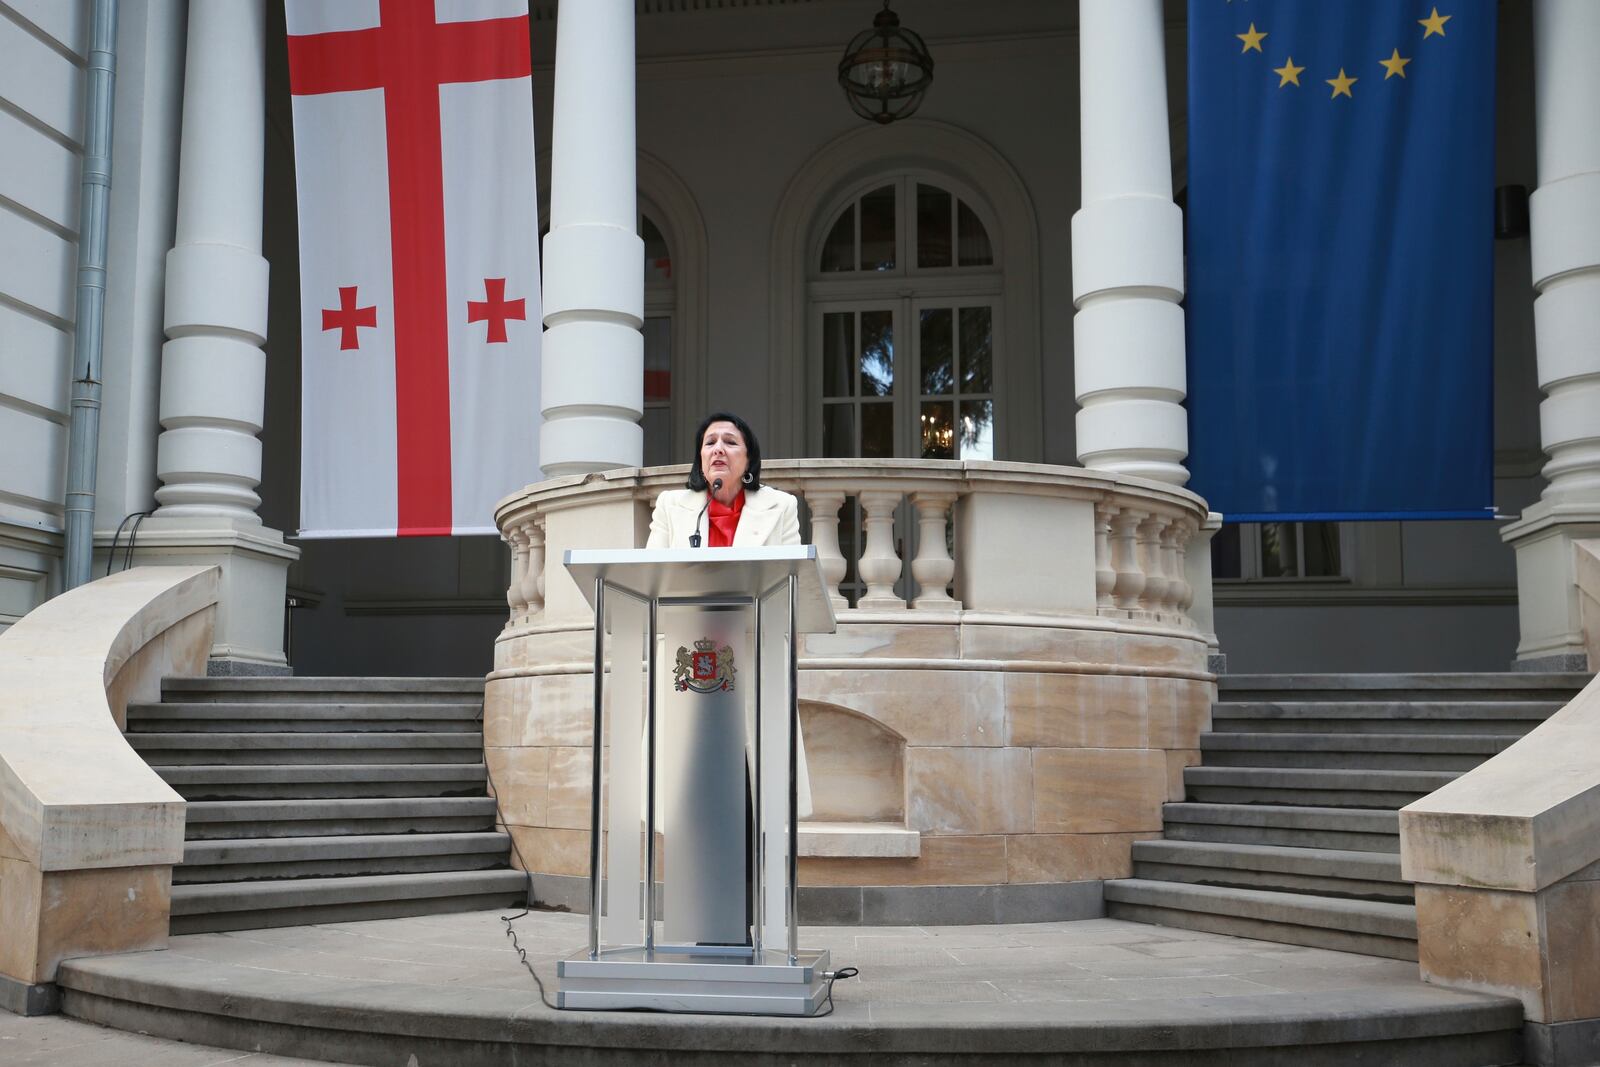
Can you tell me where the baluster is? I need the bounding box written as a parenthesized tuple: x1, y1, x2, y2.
(910, 491, 958, 609)
(1094, 503, 1117, 613)
(1110, 509, 1146, 613)
(1160, 521, 1184, 618)
(804, 489, 849, 611)
(506, 527, 529, 620)
(1137, 515, 1168, 617)
(523, 517, 546, 616)
(1173, 521, 1196, 621)
(856, 489, 905, 610)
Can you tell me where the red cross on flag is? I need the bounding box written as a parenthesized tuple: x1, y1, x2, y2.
(286, 0, 540, 537)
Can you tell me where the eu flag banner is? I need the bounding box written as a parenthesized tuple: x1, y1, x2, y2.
(1185, 2, 1496, 521)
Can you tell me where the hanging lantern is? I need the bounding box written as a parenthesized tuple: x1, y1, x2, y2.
(838, 1, 934, 125)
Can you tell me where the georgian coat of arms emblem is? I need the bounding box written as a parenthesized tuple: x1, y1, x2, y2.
(673, 637, 736, 694)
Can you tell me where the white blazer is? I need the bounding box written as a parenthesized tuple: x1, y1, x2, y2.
(644, 482, 813, 818)
(646, 485, 802, 549)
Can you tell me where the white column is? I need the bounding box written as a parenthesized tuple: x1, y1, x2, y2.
(1071, 0, 1189, 486)
(139, 0, 296, 673)
(540, 0, 644, 477)
(1504, 0, 1600, 669)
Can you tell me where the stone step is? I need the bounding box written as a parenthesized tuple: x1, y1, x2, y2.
(1182, 766, 1454, 808)
(1217, 672, 1588, 703)
(126, 702, 482, 733)
(158, 763, 488, 801)
(182, 797, 499, 839)
(1104, 878, 1419, 960)
(1130, 839, 1411, 904)
(1198, 732, 1518, 772)
(127, 732, 483, 765)
(176, 832, 512, 884)
(1161, 802, 1401, 853)
(1210, 700, 1561, 735)
(168, 870, 530, 934)
(160, 677, 485, 704)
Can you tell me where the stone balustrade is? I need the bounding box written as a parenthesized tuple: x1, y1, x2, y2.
(0, 565, 219, 1014)
(488, 459, 1218, 924)
(1400, 540, 1600, 1060)
(497, 458, 1209, 630)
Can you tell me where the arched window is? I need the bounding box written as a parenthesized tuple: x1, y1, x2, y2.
(808, 175, 1001, 462)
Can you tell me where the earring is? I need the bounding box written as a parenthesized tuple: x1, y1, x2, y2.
(742, 471, 754, 485)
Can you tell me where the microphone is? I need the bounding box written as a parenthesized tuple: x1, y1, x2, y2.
(688, 478, 722, 548)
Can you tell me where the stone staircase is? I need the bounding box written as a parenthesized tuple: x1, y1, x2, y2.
(126, 677, 528, 934)
(1105, 672, 1589, 960)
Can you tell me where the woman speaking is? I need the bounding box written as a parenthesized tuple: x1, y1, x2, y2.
(646, 412, 801, 549)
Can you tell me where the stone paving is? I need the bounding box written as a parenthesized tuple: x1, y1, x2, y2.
(0, 1010, 336, 1067)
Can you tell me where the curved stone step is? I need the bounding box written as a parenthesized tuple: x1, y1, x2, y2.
(177, 832, 512, 883)
(1216, 672, 1588, 703)
(168, 870, 530, 934)
(1105, 878, 1418, 960)
(1211, 700, 1561, 735)
(1129, 839, 1411, 904)
(183, 797, 499, 839)
(1161, 802, 1401, 853)
(127, 702, 483, 733)
(159, 763, 488, 800)
(160, 677, 485, 704)
(1198, 732, 1517, 772)
(128, 731, 484, 765)
(1182, 766, 1454, 808)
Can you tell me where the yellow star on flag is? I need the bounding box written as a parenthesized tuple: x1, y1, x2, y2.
(1380, 48, 1412, 79)
(1237, 23, 1268, 53)
(1326, 68, 1357, 98)
(1273, 56, 1305, 87)
(1419, 7, 1451, 38)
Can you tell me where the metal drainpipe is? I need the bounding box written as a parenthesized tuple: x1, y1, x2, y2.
(63, 0, 120, 590)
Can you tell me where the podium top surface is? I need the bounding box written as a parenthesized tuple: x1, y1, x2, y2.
(564, 546, 838, 633)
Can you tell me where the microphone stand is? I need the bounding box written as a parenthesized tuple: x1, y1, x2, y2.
(688, 477, 723, 548)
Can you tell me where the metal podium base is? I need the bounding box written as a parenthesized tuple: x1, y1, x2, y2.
(555, 947, 831, 1015)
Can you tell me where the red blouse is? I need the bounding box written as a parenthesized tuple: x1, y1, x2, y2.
(705, 489, 745, 548)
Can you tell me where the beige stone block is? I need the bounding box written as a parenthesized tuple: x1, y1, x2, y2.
(800, 834, 1007, 887)
(800, 669, 1006, 747)
(1115, 633, 1207, 671)
(0, 858, 42, 983)
(1416, 885, 1546, 1019)
(1006, 832, 1157, 883)
(546, 746, 595, 831)
(1165, 750, 1200, 803)
(961, 623, 1118, 664)
(486, 747, 549, 828)
(1006, 673, 1152, 749)
(34, 865, 170, 983)
(482, 678, 523, 748)
(907, 748, 1031, 835)
(1543, 879, 1600, 1022)
(523, 674, 595, 748)
(1033, 748, 1168, 834)
(801, 703, 905, 822)
(105, 607, 213, 730)
(507, 825, 590, 877)
(0, 819, 21, 862)
(803, 622, 959, 661)
(1157, 679, 1215, 749)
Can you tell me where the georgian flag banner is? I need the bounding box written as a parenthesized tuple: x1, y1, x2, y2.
(286, 0, 540, 537)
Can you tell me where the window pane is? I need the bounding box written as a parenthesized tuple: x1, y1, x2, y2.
(822, 312, 853, 398)
(642, 316, 671, 401)
(642, 214, 672, 285)
(1258, 522, 1299, 578)
(820, 205, 855, 272)
(958, 306, 993, 393)
(920, 307, 953, 395)
(859, 185, 896, 271)
(1302, 522, 1341, 577)
(642, 405, 671, 467)
(959, 399, 994, 461)
(861, 401, 894, 458)
(916, 184, 952, 268)
(1211, 524, 1243, 579)
(823, 404, 856, 458)
(920, 401, 955, 459)
(860, 309, 894, 396)
(957, 200, 994, 266)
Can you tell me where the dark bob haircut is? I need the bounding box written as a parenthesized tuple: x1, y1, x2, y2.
(686, 411, 762, 492)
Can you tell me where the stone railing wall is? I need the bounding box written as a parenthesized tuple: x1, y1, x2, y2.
(0, 566, 218, 1014)
(1400, 539, 1600, 1062)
